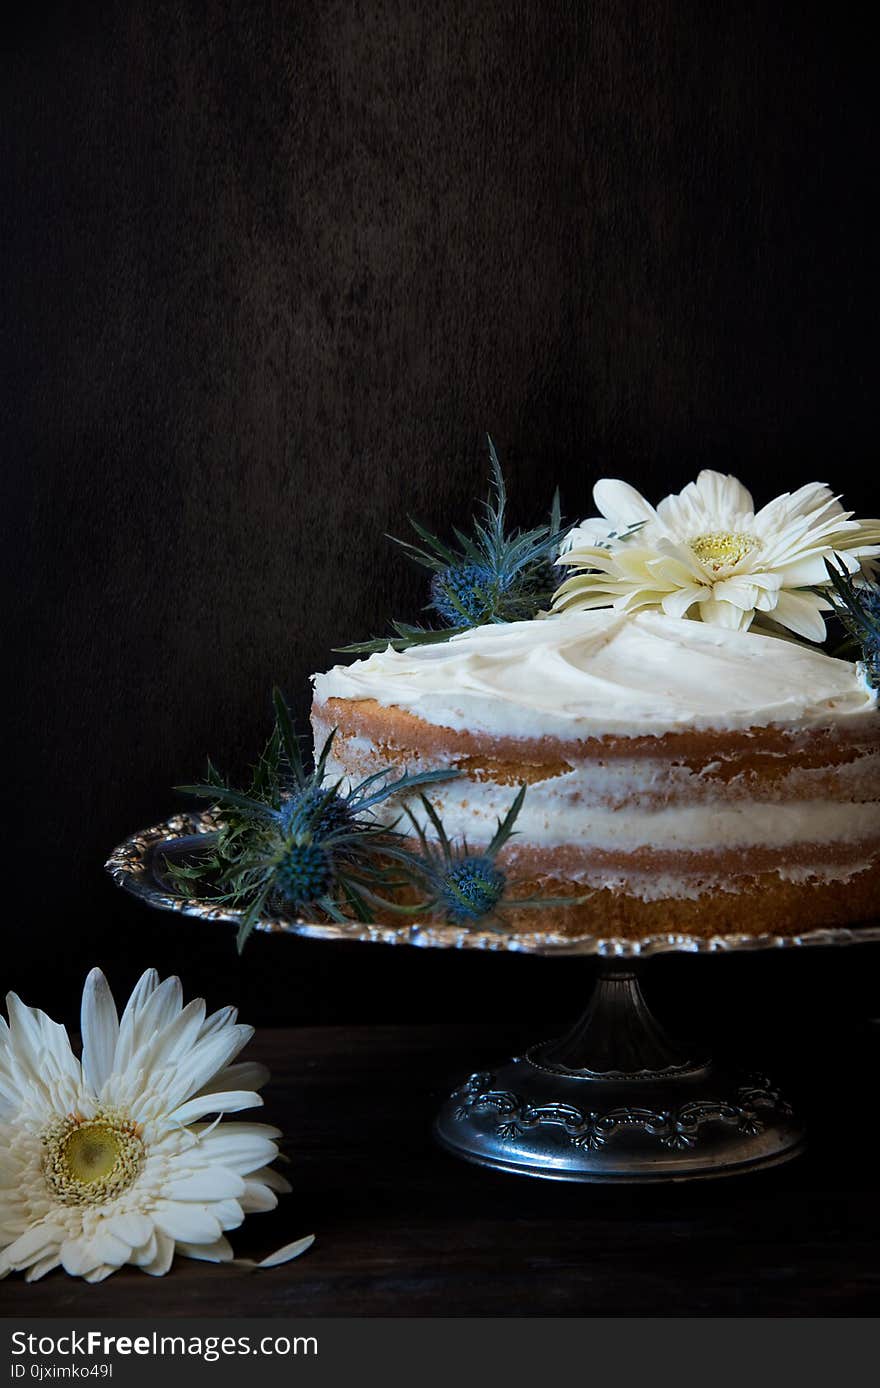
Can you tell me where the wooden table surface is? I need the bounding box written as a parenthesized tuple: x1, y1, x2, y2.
(4, 1021, 879, 1317)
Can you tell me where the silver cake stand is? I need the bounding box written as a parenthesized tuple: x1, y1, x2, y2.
(107, 812, 880, 1184)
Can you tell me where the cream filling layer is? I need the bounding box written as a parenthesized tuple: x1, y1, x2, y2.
(319, 729, 880, 809)
(322, 749, 880, 852)
(550, 860, 876, 903)
(414, 790, 880, 852)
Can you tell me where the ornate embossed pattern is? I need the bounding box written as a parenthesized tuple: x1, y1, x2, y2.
(452, 1072, 792, 1152)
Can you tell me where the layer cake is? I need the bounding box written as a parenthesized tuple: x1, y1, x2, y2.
(311, 610, 880, 937)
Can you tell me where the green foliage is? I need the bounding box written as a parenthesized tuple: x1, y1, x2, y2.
(824, 558, 880, 687)
(337, 436, 566, 654)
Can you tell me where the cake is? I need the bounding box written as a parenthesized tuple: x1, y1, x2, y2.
(311, 609, 880, 938)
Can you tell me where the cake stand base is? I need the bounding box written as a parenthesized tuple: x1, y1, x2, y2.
(434, 962, 805, 1182)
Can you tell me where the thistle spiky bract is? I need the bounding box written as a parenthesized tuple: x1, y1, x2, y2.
(336, 436, 567, 654)
(824, 558, 880, 688)
(170, 687, 457, 951)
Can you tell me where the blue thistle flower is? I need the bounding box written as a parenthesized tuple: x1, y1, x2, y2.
(429, 563, 511, 626)
(174, 687, 458, 949)
(439, 856, 507, 922)
(403, 785, 526, 926)
(402, 785, 590, 929)
(274, 839, 334, 906)
(279, 785, 353, 837)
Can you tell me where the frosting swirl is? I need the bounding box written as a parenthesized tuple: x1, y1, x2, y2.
(312, 610, 877, 738)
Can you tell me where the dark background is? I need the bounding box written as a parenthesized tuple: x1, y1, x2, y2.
(3, 2, 877, 1043)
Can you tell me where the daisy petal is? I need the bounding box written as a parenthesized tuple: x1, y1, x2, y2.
(24, 1253, 61, 1282)
(60, 1238, 103, 1277)
(142, 1230, 175, 1277)
(693, 470, 755, 518)
(193, 1125, 282, 1174)
(161, 1027, 255, 1111)
(661, 585, 704, 620)
(177, 1235, 234, 1263)
(114, 968, 160, 1071)
(1, 1223, 64, 1271)
(771, 589, 830, 642)
(778, 546, 868, 587)
(135, 976, 185, 1048)
(712, 578, 765, 611)
(249, 1164, 293, 1194)
(87, 1228, 130, 1266)
(151, 1204, 223, 1245)
(557, 518, 614, 552)
(593, 479, 658, 529)
(162, 1169, 246, 1201)
(105, 1211, 154, 1248)
(754, 481, 840, 530)
(170, 1090, 264, 1124)
(697, 597, 752, 630)
(198, 1062, 270, 1096)
(208, 1198, 245, 1229)
(200, 1006, 238, 1038)
(240, 1181, 278, 1213)
(5, 996, 74, 1088)
(656, 471, 754, 536)
(152, 998, 208, 1070)
(80, 969, 119, 1096)
(129, 1233, 158, 1267)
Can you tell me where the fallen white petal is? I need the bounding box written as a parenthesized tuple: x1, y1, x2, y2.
(255, 1234, 315, 1268)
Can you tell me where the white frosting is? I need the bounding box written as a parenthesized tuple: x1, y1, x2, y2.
(319, 731, 880, 808)
(312, 610, 876, 738)
(566, 861, 876, 903)
(410, 785, 880, 852)
(319, 745, 880, 855)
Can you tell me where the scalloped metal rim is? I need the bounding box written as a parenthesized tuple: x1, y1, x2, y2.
(105, 812, 880, 958)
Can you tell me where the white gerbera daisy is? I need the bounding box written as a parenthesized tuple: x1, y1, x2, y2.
(553, 471, 880, 641)
(0, 968, 293, 1282)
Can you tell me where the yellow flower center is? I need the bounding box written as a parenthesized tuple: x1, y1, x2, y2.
(42, 1111, 145, 1207)
(689, 530, 761, 572)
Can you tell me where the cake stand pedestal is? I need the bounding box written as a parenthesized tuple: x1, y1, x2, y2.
(107, 812, 880, 1184)
(434, 959, 803, 1182)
